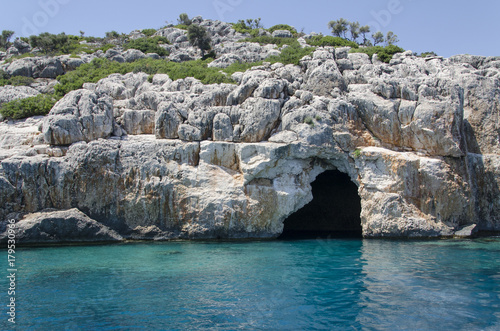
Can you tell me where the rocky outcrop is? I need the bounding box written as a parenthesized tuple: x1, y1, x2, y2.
(3, 56, 64, 78)
(0, 85, 40, 106)
(0, 209, 123, 244)
(1, 42, 499, 242)
(42, 89, 114, 145)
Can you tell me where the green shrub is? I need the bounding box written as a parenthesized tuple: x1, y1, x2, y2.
(268, 24, 297, 36)
(0, 71, 36, 87)
(267, 42, 315, 65)
(420, 51, 438, 58)
(350, 45, 404, 63)
(105, 31, 120, 39)
(239, 35, 297, 47)
(304, 116, 315, 127)
(29, 32, 71, 54)
(141, 29, 157, 37)
(0, 94, 58, 119)
(98, 43, 116, 53)
(8, 76, 35, 86)
(232, 20, 261, 37)
(26, 32, 114, 56)
(0, 69, 9, 83)
(353, 149, 361, 158)
(124, 36, 170, 56)
(306, 35, 358, 48)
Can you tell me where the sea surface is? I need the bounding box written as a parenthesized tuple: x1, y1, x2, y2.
(2, 238, 500, 330)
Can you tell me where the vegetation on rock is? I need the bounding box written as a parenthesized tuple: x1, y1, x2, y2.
(350, 45, 405, 63)
(306, 35, 358, 48)
(0, 30, 15, 50)
(0, 94, 58, 119)
(187, 24, 212, 57)
(124, 36, 170, 56)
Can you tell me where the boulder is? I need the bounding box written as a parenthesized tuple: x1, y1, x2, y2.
(0, 86, 40, 106)
(212, 113, 233, 141)
(122, 109, 155, 135)
(272, 30, 293, 38)
(208, 53, 243, 68)
(155, 102, 182, 139)
(0, 209, 123, 244)
(42, 90, 114, 145)
(123, 49, 146, 62)
(239, 97, 281, 142)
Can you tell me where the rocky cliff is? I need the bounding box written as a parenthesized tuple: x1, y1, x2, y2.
(1, 19, 499, 242)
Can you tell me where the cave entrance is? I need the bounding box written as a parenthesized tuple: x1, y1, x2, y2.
(279, 170, 362, 239)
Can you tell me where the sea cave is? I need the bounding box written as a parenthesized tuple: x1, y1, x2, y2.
(280, 170, 362, 239)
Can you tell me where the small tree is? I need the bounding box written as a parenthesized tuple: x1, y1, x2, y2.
(245, 18, 263, 30)
(359, 25, 370, 45)
(0, 30, 15, 50)
(372, 31, 384, 46)
(105, 31, 120, 39)
(349, 21, 360, 42)
(187, 24, 211, 57)
(328, 18, 348, 39)
(386, 31, 399, 45)
(178, 13, 192, 26)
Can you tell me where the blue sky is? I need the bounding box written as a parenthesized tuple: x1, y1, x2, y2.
(1, 0, 498, 58)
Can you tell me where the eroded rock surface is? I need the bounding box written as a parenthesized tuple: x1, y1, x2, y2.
(1, 43, 499, 242)
(0, 209, 123, 243)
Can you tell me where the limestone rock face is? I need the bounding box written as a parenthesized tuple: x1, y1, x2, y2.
(1, 43, 500, 242)
(0, 85, 40, 106)
(0, 209, 123, 244)
(5, 57, 65, 78)
(42, 90, 114, 145)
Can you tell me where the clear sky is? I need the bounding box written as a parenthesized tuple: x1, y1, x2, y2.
(1, 0, 498, 58)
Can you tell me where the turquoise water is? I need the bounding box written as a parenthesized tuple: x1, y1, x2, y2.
(2, 238, 500, 330)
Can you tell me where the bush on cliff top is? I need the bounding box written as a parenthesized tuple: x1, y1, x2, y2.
(267, 24, 298, 36)
(267, 42, 315, 65)
(123, 36, 170, 56)
(349, 45, 404, 63)
(306, 35, 359, 48)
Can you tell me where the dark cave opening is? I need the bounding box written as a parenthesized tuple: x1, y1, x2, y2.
(279, 170, 362, 239)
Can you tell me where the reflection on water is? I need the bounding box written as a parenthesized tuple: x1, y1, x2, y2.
(357, 240, 500, 330)
(2, 239, 500, 330)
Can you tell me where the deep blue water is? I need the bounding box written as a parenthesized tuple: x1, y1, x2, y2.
(2, 238, 500, 330)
